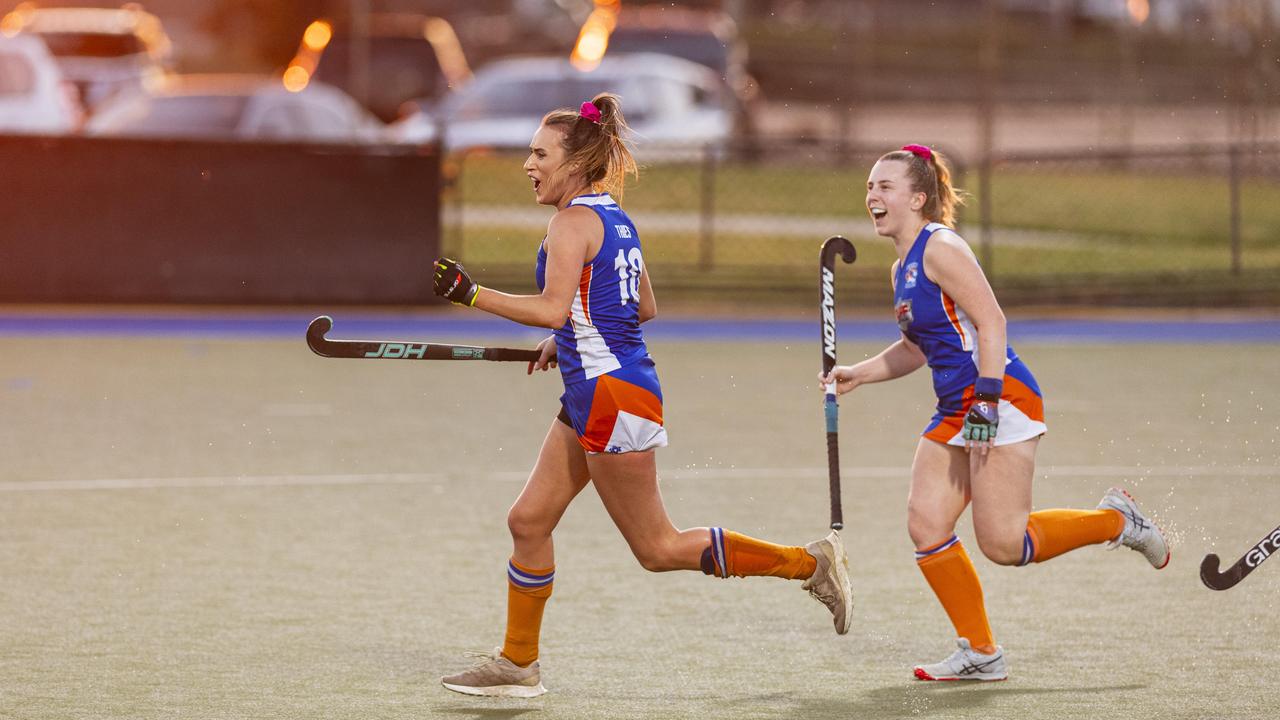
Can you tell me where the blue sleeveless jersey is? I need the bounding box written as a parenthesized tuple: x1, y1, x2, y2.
(535, 193, 650, 385)
(893, 223, 1038, 409)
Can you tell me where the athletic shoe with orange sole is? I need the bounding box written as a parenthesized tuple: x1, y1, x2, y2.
(913, 638, 1008, 681)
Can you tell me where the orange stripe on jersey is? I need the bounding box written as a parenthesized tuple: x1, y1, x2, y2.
(941, 292, 968, 347)
(922, 374, 1045, 443)
(581, 374, 664, 452)
(578, 265, 593, 324)
(1004, 374, 1045, 422)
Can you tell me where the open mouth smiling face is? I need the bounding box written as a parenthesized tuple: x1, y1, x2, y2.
(865, 159, 920, 235)
(525, 124, 571, 206)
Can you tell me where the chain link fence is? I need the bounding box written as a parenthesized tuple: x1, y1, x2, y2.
(976, 143, 1280, 305)
(441, 140, 1279, 307)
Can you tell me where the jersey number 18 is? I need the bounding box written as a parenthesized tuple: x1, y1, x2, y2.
(614, 247, 643, 305)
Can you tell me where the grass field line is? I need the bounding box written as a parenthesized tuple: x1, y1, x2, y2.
(2, 463, 1274, 492)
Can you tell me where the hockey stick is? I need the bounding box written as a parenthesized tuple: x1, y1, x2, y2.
(1200, 523, 1280, 591)
(306, 316, 541, 362)
(820, 236, 857, 531)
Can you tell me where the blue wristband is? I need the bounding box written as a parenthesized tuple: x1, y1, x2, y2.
(974, 376, 1003, 401)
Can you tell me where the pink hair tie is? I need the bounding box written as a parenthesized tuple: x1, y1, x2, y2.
(579, 101, 602, 124)
(902, 144, 933, 162)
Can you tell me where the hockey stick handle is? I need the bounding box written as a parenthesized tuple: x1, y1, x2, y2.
(306, 316, 541, 362)
(484, 347, 544, 362)
(825, 408, 843, 530)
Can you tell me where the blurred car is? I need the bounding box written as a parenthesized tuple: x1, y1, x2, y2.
(605, 6, 761, 140)
(0, 2, 172, 111)
(390, 52, 733, 155)
(85, 74, 383, 144)
(284, 13, 471, 123)
(0, 33, 81, 132)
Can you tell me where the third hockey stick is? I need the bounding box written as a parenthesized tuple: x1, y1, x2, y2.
(1200, 523, 1280, 591)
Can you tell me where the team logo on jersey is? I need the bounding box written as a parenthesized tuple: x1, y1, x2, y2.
(895, 299, 914, 332)
(903, 262, 919, 289)
(615, 225, 632, 238)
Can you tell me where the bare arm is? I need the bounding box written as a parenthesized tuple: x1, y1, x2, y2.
(636, 266, 656, 323)
(826, 336, 927, 395)
(821, 259, 926, 394)
(472, 207, 600, 329)
(923, 230, 1006, 383)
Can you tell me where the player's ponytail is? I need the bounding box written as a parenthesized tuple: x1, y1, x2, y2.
(542, 92, 638, 198)
(882, 145, 968, 227)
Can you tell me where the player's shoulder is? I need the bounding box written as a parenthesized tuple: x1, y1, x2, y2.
(548, 204, 601, 233)
(545, 204, 603, 256)
(924, 225, 977, 263)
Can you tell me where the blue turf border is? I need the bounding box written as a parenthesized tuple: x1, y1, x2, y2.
(0, 312, 1276, 343)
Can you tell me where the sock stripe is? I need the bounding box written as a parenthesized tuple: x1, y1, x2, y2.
(508, 561, 554, 588)
(1019, 530, 1034, 566)
(711, 527, 727, 578)
(915, 534, 960, 561)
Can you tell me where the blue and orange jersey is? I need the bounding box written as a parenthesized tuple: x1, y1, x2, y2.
(893, 222, 1045, 445)
(535, 192, 650, 386)
(893, 222, 1023, 401)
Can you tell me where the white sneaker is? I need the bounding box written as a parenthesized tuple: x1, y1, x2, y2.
(1097, 487, 1170, 569)
(441, 648, 546, 698)
(913, 638, 1008, 681)
(801, 530, 854, 635)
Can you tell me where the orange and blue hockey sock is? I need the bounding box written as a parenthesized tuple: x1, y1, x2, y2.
(501, 558, 554, 667)
(1019, 509, 1125, 565)
(916, 535, 996, 654)
(700, 527, 817, 580)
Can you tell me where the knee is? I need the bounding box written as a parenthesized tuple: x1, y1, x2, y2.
(507, 504, 553, 545)
(631, 540, 681, 573)
(976, 531, 1025, 566)
(907, 501, 956, 550)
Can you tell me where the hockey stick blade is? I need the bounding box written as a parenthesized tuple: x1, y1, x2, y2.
(1200, 523, 1280, 591)
(306, 315, 541, 362)
(819, 235, 857, 531)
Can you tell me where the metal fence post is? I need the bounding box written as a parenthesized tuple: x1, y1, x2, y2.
(452, 150, 465, 260)
(1229, 144, 1242, 276)
(979, 155, 993, 277)
(978, 0, 999, 279)
(699, 143, 716, 271)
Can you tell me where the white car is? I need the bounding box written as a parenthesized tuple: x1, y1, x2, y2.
(390, 52, 733, 156)
(85, 74, 384, 144)
(0, 3, 173, 110)
(0, 34, 81, 133)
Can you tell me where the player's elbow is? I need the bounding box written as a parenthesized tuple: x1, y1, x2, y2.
(534, 307, 570, 329)
(638, 306, 657, 323)
(974, 308, 1007, 335)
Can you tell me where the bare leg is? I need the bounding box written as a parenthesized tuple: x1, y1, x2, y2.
(586, 447, 851, 633)
(508, 419, 592, 568)
(586, 450, 709, 572)
(908, 437, 998, 654)
(907, 438, 971, 550)
(969, 438, 1038, 566)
